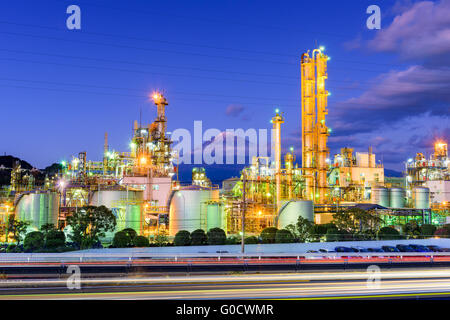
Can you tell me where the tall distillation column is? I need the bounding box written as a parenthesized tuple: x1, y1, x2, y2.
(272, 111, 284, 214)
(301, 48, 329, 202)
(313, 48, 329, 203)
(151, 92, 172, 175)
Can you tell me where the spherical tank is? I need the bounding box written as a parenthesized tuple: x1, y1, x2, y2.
(389, 188, 406, 208)
(413, 187, 430, 209)
(169, 188, 219, 236)
(371, 187, 390, 207)
(277, 200, 314, 230)
(15, 192, 60, 231)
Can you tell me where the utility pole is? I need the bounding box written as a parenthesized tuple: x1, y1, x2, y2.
(241, 170, 246, 254)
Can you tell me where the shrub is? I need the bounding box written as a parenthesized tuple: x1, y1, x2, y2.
(244, 236, 259, 244)
(23, 231, 44, 252)
(174, 230, 191, 246)
(225, 236, 240, 245)
(122, 228, 137, 240)
(325, 228, 346, 242)
(190, 229, 207, 246)
(275, 229, 294, 243)
(260, 227, 278, 244)
(45, 230, 66, 248)
(6, 244, 18, 253)
(434, 228, 450, 238)
(420, 224, 437, 237)
(134, 235, 149, 247)
(378, 226, 401, 240)
(207, 228, 226, 245)
(112, 231, 130, 248)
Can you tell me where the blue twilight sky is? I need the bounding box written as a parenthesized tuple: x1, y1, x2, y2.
(0, 0, 449, 171)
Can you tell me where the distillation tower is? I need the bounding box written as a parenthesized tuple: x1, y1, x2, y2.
(301, 48, 329, 203)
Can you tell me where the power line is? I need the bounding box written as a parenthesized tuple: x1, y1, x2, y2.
(0, 19, 411, 69)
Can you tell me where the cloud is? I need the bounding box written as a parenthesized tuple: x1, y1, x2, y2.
(329, 65, 450, 137)
(225, 104, 245, 117)
(368, 0, 450, 62)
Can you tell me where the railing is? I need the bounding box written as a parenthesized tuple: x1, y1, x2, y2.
(0, 251, 448, 263)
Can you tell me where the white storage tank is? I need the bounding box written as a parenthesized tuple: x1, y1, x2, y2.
(276, 200, 314, 229)
(15, 192, 59, 231)
(413, 187, 430, 209)
(206, 203, 225, 232)
(371, 187, 390, 207)
(168, 187, 219, 236)
(389, 188, 406, 208)
(89, 190, 143, 235)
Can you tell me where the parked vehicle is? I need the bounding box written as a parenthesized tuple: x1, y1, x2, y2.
(409, 244, 432, 252)
(352, 247, 369, 252)
(396, 244, 415, 252)
(319, 249, 336, 253)
(427, 245, 443, 252)
(382, 246, 400, 252)
(334, 246, 354, 253)
(368, 248, 384, 252)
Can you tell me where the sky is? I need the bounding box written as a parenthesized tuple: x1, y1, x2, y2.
(0, 0, 449, 171)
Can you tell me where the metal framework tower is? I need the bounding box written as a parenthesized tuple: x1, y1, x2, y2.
(272, 111, 285, 214)
(301, 48, 329, 203)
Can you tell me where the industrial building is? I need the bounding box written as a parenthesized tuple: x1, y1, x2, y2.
(1, 47, 449, 243)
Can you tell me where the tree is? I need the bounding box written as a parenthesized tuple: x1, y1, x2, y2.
(191, 229, 207, 246)
(402, 220, 420, 238)
(45, 230, 65, 248)
(333, 208, 381, 234)
(66, 205, 116, 249)
(112, 231, 129, 248)
(174, 230, 191, 246)
(40, 223, 57, 237)
(24, 231, 44, 252)
(378, 226, 401, 240)
(207, 228, 226, 245)
(310, 224, 329, 241)
(134, 235, 149, 247)
(7, 214, 30, 245)
(326, 228, 350, 242)
(275, 229, 294, 243)
(296, 216, 313, 242)
(260, 227, 278, 244)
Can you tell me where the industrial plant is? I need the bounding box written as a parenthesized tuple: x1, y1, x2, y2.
(1, 48, 449, 244)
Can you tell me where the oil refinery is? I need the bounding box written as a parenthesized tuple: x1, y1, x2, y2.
(1, 47, 449, 244)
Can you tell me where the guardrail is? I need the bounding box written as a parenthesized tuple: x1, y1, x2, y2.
(0, 252, 448, 263)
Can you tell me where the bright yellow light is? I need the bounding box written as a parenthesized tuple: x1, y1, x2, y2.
(258, 211, 262, 216)
(140, 156, 147, 165)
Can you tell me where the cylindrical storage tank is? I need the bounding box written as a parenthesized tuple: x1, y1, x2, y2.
(371, 187, 390, 207)
(413, 187, 430, 209)
(15, 192, 60, 231)
(89, 190, 142, 208)
(389, 188, 405, 208)
(206, 203, 225, 232)
(168, 188, 219, 236)
(89, 190, 143, 235)
(123, 204, 141, 233)
(277, 200, 314, 229)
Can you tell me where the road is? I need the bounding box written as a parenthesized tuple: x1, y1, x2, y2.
(1, 268, 450, 299)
